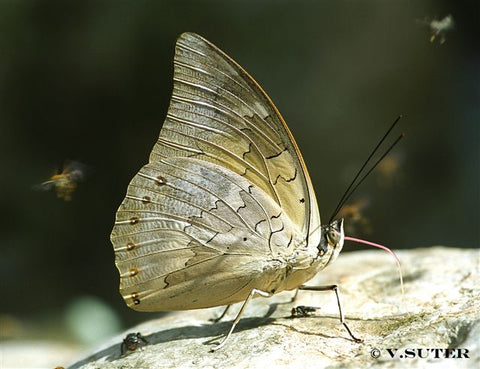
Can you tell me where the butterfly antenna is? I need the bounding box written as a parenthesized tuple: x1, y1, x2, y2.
(328, 115, 403, 224)
(333, 133, 404, 219)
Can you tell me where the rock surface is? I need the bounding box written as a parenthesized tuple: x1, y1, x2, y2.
(67, 247, 479, 369)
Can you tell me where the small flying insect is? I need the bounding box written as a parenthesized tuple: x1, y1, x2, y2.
(376, 152, 404, 188)
(337, 198, 372, 235)
(417, 14, 455, 44)
(36, 161, 86, 201)
(121, 332, 148, 355)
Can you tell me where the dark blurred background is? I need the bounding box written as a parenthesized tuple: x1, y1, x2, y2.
(1, 0, 478, 349)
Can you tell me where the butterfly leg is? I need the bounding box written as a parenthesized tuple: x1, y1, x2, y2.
(209, 305, 231, 323)
(289, 289, 299, 303)
(298, 284, 363, 343)
(210, 288, 271, 352)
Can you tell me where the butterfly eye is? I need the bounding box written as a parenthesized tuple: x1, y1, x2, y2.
(326, 228, 341, 246)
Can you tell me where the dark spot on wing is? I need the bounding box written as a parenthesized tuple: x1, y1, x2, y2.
(155, 176, 167, 186)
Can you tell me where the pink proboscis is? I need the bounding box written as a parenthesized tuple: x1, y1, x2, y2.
(344, 236, 404, 295)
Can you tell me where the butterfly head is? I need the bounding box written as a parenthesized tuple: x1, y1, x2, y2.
(318, 218, 345, 264)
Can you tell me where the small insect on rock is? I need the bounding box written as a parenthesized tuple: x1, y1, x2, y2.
(121, 332, 148, 355)
(111, 32, 404, 352)
(291, 305, 318, 317)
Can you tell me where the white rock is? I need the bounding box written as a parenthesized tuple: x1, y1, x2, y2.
(67, 247, 479, 369)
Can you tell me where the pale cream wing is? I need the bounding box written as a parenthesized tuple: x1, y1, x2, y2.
(111, 33, 321, 312)
(152, 32, 320, 245)
(111, 157, 296, 311)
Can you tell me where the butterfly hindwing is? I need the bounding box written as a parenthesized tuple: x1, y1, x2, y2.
(112, 157, 297, 310)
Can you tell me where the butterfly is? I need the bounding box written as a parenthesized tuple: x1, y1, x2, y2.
(110, 32, 402, 351)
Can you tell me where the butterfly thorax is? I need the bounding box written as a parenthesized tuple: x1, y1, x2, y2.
(274, 219, 345, 292)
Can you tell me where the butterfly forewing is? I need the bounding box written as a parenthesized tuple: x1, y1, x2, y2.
(111, 33, 321, 311)
(154, 33, 320, 239)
